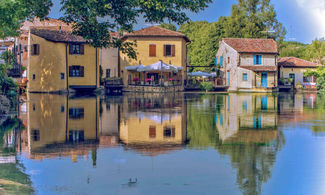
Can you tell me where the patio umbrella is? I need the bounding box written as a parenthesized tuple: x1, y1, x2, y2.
(137, 61, 180, 73)
(187, 71, 213, 77)
(125, 64, 146, 71)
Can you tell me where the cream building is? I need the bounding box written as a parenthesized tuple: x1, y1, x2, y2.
(216, 38, 278, 92)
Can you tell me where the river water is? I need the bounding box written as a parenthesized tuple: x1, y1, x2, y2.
(1, 92, 325, 195)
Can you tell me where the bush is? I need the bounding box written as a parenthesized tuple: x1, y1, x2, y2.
(200, 82, 214, 92)
(316, 77, 325, 93)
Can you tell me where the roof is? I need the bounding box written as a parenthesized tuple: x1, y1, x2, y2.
(278, 57, 321, 68)
(30, 27, 86, 43)
(122, 26, 190, 42)
(240, 65, 277, 72)
(222, 38, 278, 54)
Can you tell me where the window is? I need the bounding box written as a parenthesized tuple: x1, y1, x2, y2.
(69, 130, 84, 142)
(149, 44, 156, 57)
(227, 57, 230, 63)
(243, 73, 248, 81)
(31, 44, 39, 55)
(149, 126, 156, 138)
(32, 130, 40, 141)
(32, 104, 36, 111)
(69, 66, 84, 77)
(106, 69, 111, 78)
(69, 108, 84, 119)
(254, 55, 262, 65)
(220, 56, 223, 67)
(32, 74, 36, 80)
(164, 44, 175, 57)
(60, 73, 65, 80)
(163, 126, 175, 138)
(69, 44, 84, 55)
(61, 106, 65, 112)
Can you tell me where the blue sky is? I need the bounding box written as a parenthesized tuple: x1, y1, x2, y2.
(49, 0, 325, 44)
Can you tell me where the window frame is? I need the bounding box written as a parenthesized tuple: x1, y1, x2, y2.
(69, 44, 84, 55)
(242, 73, 248, 81)
(31, 44, 40, 55)
(69, 65, 84, 77)
(164, 44, 175, 57)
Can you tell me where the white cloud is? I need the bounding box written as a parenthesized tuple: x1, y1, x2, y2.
(295, 0, 325, 38)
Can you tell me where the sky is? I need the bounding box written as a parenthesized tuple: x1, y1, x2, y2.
(49, 0, 325, 44)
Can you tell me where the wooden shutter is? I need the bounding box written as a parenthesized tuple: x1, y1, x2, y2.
(149, 44, 156, 57)
(171, 45, 175, 57)
(80, 66, 84, 77)
(31, 45, 35, 55)
(80, 44, 84, 55)
(163, 45, 166, 56)
(69, 44, 73, 54)
(171, 127, 175, 137)
(149, 126, 156, 138)
(253, 55, 257, 65)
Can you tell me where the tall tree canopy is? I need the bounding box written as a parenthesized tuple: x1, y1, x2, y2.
(0, 0, 212, 57)
(159, 23, 177, 31)
(224, 0, 286, 41)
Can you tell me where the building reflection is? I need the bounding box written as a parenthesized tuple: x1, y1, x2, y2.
(23, 94, 100, 162)
(119, 93, 187, 156)
(216, 94, 278, 143)
(213, 93, 284, 195)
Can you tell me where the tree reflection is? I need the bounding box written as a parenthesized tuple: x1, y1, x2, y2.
(187, 93, 285, 195)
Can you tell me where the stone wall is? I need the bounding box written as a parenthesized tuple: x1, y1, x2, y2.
(124, 85, 184, 93)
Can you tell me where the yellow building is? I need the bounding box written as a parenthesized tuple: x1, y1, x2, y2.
(120, 26, 190, 87)
(278, 57, 321, 90)
(26, 94, 99, 161)
(28, 27, 99, 92)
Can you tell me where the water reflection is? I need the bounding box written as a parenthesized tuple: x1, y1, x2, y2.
(0, 92, 324, 194)
(118, 94, 187, 156)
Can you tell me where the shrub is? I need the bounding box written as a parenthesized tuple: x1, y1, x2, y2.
(200, 82, 214, 92)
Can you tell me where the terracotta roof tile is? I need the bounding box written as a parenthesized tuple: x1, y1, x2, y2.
(123, 26, 190, 42)
(278, 57, 321, 68)
(240, 66, 277, 72)
(30, 27, 86, 43)
(223, 38, 278, 54)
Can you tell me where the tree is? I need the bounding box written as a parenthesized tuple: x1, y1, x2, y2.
(1, 0, 212, 58)
(179, 20, 225, 70)
(159, 23, 177, 31)
(224, 0, 286, 41)
(304, 40, 325, 65)
(0, 51, 18, 102)
(278, 41, 308, 58)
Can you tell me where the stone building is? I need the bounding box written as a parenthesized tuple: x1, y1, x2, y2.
(216, 38, 278, 92)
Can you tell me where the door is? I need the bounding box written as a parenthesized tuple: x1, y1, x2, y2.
(289, 73, 295, 86)
(228, 72, 230, 86)
(261, 72, 268, 88)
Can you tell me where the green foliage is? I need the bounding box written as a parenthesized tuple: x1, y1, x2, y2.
(179, 21, 224, 70)
(60, 0, 212, 57)
(0, 0, 53, 39)
(159, 23, 177, 31)
(200, 82, 214, 91)
(223, 0, 286, 41)
(0, 52, 18, 102)
(279, 41, 308, 58)
(303, 67, 325, 93)
(304, 40, 325, 64)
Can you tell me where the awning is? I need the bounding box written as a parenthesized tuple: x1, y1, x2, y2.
(137, 61, 183, 73)
(187, 71, 215, 77)
(125, 64, 146, 71)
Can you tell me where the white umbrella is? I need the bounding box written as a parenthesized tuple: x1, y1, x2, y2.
(137, 61, 180, 73)
(187, 71, 213, 77)
(125, 64, 146, 71)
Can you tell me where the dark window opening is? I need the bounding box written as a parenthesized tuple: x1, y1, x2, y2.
(163, 126, 175, 138)
(61, 106, 65, 112)
(69, 66, 84, 77)
(69, 44, 84, 55)
(60, 73, 65, 80)
(69, 130, 84, 142)
(69, 108, 84, 119)
(32, 74, 36, 80)
(164, 44, 175, 57)
(32, 130, 40, 141)
(31, 44, 39, 55)
(106, 69, 111, 78)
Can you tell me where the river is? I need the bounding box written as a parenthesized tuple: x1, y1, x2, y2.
(0, 92, 324, 195)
